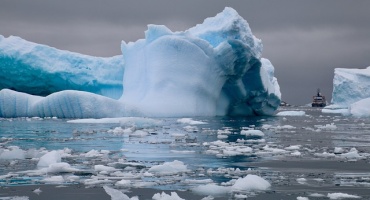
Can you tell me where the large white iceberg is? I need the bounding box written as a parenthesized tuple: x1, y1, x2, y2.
(0, 7, 281, 118)
(329, 67, 370, 117)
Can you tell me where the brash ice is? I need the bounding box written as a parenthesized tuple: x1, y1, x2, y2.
(0, 7, 281, 118)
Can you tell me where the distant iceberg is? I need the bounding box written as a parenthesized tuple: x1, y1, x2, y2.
(328, 67, 370, 117)
(0, 7, 281, 118)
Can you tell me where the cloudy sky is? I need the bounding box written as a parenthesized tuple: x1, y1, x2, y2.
(1, 0, 370, 105)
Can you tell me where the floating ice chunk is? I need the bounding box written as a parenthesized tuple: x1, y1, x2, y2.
(152, 192, 185, 200)
(222, 150, 242, 157)
(32, 188, 42, 195)
(192, 184, 230, 196)
(262, 145, 287, 154)
(217, 135, 228, 139)
(208, 140, 228, 146)
(0, 196, 30, 200)
(37, 150, 61, 168)
(183, 125, 198, 132)
(217, 129, 232, 135)
(340, 148, 363, 159)
(231, 174, 271, 192)
(108, 127, 133, 135)
(84, 178, 114, 185)
(177, 118, 207, 125)
(296, 178, 307, 184)
(276, 111, 305, 116)
(130, 130, 149, 137)
(327, 193, 361, 199)
(234, 194, 248, 199)
(103, 186, 139, 200)
(276, 125, 296, 130)
(143, 172, 154, 177)
(285, 145, 301, 150)
(84, 149, 102, 157)
(94, 165, 118, 172)
(148, 160, 188, 175)
(322, 108, 350, 115)
(115, 179, 131, 187)
(315, 123, 337, 130)
(297, 197, 309, 200)
(41, 175, 64, 183)
(240, 130, 264, 137)
(201, 196, 215, 200)
(314, 152, 336, 158)
(309, 193, 325, 197)
(0, 147, 25, 160)
(291, 151, 302, 156)
(47, 162, 79, 173)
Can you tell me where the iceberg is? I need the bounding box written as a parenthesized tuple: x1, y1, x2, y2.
(331, 67, 370, 107)
(0, 7, 281, 118)
(329, 67, 370, 117)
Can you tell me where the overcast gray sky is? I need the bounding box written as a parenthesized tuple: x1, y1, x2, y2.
(1, 0, 370, 105)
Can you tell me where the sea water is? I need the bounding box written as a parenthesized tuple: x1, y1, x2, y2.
(1, 107, 370, 199)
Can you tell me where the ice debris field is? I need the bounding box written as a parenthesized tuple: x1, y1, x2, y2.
(0, 7, 280, 118)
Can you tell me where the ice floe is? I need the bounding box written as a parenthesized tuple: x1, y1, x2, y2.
(276, 111, 306, 116)
(327, 193, 361, 199)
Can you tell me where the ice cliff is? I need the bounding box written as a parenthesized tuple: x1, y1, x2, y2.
(328, 67, 370, 117)
(0, 7, 281, 118)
